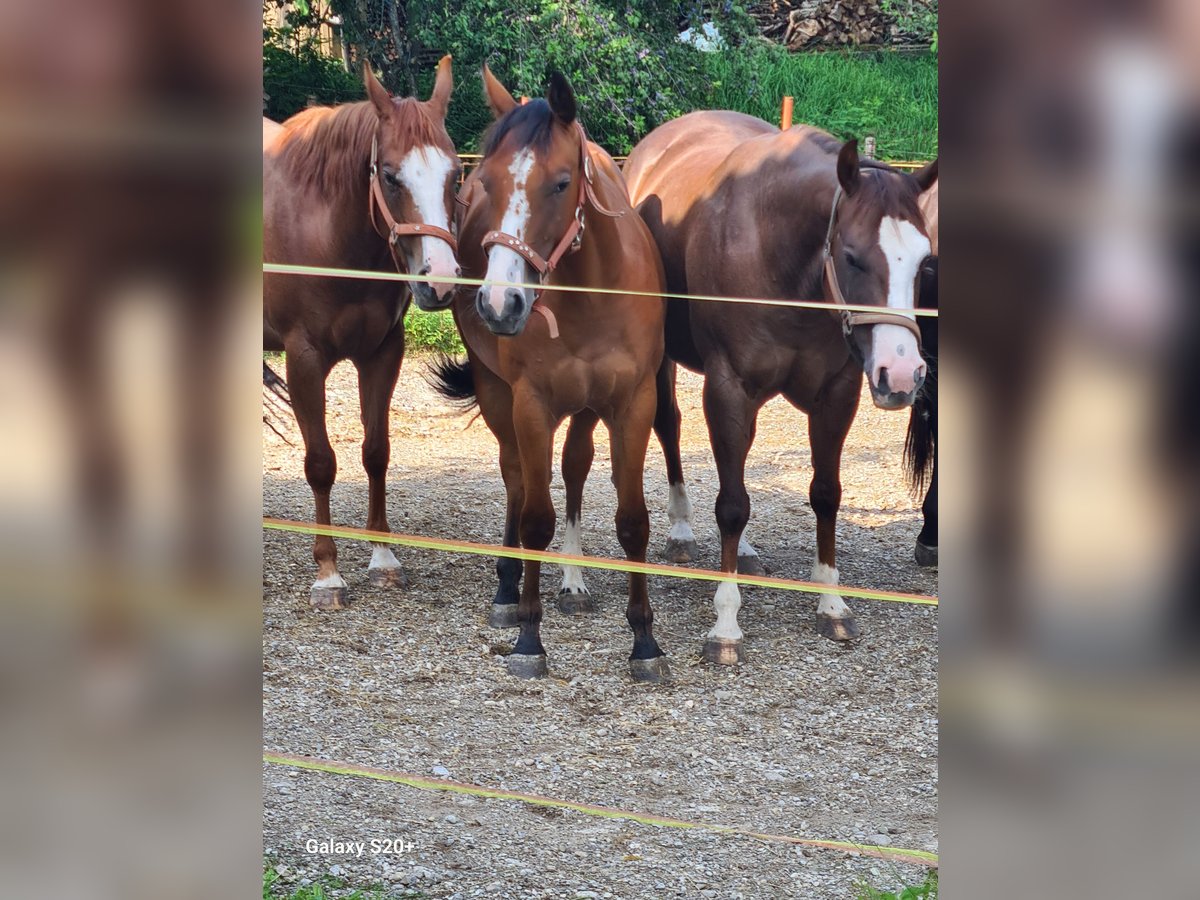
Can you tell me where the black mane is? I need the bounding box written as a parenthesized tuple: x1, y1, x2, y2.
(481, 99, 557, 158)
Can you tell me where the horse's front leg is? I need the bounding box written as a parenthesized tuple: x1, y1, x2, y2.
(558, 410, 599, 614)
(355, 329, 408, 589)
(806, 375, 862, 641)
(609, 381, 669, 682)
(508, 393, 556, 679)
(285, 340, 344, 610)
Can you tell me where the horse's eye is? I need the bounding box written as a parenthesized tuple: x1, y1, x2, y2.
(383, 170, 400, 189)
(554, 178, 571, 195)
(843, 249, 864, 271)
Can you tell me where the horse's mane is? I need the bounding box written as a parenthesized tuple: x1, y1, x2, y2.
(482, 99, 558, 158)
(274, 99, 444, 197)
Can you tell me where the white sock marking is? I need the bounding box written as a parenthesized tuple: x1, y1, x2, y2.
(559, 516, 588, 594)
(313, 572, 347, 590)
(667, 483, 696, 543)
(708, 580, 743, 641)
(811, 562, 851, 619)
(368, 544, 403, 571)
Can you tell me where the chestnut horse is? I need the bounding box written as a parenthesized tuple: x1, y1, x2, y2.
(433, 69, 668, 681)
(264, 58, 460, 609)
(624, 111, 937, 663)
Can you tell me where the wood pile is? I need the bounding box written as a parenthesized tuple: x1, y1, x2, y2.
(750, 0, 925, 51)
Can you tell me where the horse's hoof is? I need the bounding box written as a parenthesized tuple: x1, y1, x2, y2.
(507, 653, 548, 679)
(488, 603, 519, 629)
(662, 538, 698, 564)
(557, 589, 594, 616)
(310, 586, 349, 611)
(630, 656, 671, 683)
(914, 541, 938, 568)
(737, 554, 766, 576)
(816, 613, 861, 642)
(367, 566, 408, 589)
(702, 638, 745, 666)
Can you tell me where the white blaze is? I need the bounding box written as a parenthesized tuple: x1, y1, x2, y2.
(397, 147, 457, 285)
(482, 148, 535, 315)
(559, 516, 588, 594)
(870, 216, 930, 396)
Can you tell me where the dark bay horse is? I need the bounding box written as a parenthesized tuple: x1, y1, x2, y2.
(433, 68, 668, 681)
(623, 111, 937, 663)
(264, 58, 460, 610)
(906, 181, 939, 568)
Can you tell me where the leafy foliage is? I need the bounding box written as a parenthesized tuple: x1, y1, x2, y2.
(880, 0, 937, 51)
(856, 868, 938, 900)
(263, 23, 363, 121)
(404, 308, 464, 354)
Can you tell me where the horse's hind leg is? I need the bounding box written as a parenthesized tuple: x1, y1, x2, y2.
(702, 365, 760, 664)
(355, 329, 408, 589)
(653, 358, 698, 563)
(806, 381, 862, 641)
(916, 401, 938, 568)
(285, 340, 345, 610)
(557, 410, 599, 615)
(609, 382, 668, 683)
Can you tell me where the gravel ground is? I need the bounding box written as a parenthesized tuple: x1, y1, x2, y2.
(263, 355, 938, 899)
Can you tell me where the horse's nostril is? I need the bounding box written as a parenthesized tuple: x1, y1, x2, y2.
(505, 288, 523, 309)
(419, 265, 432, 277)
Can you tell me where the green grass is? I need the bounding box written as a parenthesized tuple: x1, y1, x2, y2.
(703, 48, 938, 160)
(856, 868, 938, 900)
(263, 861, 425, 899)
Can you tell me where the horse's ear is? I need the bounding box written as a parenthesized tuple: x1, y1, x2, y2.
(546, 72, 577, 126)
(837, 138, 861, 196)
(363, 63, 393, 119)
(914, 157, 938, 193)
(426, 54, 453, 121)
(482, 64, 517, 119)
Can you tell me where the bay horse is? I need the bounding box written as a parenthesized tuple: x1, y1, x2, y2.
(264, 57, 460, 610)
(623, 111, 937, 663)
(906, 181, 939, 568)
(432, 68, 668, 681)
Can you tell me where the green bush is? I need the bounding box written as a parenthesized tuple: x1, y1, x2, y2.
(263, 26, 363, 122)
(703, 46, 938, 159)
(404, 307, 464, 353)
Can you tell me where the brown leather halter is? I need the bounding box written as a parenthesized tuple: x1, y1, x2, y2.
(478, 121, 623, 337)
(368, 135, 458, 272)
(822, 184, 923, 344)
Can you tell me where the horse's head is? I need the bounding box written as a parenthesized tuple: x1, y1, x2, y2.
(364, 57, 461, 310)
(826, 141, 939, 410)
(471, 67, 586, 335)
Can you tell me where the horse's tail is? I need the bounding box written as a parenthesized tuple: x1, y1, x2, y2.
(427, 355, 478, 412)
(903, 362, 936, 495)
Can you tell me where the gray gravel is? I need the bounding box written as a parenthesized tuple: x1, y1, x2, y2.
(263, 358, 938, 898)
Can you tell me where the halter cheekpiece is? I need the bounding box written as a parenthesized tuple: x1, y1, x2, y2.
(821, 183, 923, 345)
(369, 135, 459, 271)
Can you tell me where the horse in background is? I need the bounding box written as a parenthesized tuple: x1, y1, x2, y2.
(624, 111, 937, 663)
(906, 181, 939, 567)
(264, 57, 460, 610)
(433, 68, 669, 681)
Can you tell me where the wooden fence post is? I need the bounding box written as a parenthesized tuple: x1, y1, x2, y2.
(780, 95, 794, 131)
(863, 135, 876, 159)
(520, 96, 530, 105)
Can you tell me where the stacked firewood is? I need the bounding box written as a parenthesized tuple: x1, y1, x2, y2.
(750, 0, 925, 51)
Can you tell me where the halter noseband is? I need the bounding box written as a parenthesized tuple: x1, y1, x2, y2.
(478, 120, 624, 337)
(369, 136, 459, 272)
(822, 184, 923, 345)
